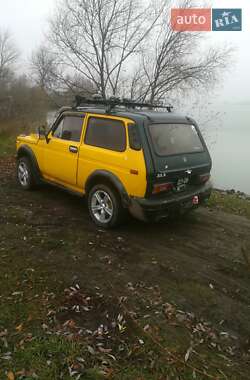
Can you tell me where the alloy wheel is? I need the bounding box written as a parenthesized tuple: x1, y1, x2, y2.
(18, 162, 29, 187)
(91, 190, 114, 223)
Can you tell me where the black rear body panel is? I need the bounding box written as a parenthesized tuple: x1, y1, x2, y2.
(115, 110, 213, 221)
(144, 118, 212, 197)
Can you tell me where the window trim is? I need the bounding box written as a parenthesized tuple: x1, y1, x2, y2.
(84, 116, 127, 152)
(52, 117, 64, 139)
(51, 114, 85, 143)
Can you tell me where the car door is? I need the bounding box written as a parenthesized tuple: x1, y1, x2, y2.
(77, 114, 131, 190)
(43, 114, 84, 186)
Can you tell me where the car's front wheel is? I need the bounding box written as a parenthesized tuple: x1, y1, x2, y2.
(17, 157, 37, 190)
(87, 184, 125, 228)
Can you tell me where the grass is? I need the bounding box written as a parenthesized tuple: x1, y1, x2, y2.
(0, 116, 44, 157)
(0, 132, 15, 157)
(0, 258, 104, 379)
(208, 190, 250, 219)
(1, 148, 250, 378)
(10, 337, 85, 379)
(0, 241, 241, 380)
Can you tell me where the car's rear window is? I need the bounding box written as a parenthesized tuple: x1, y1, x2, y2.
(148, 123, 204, 156)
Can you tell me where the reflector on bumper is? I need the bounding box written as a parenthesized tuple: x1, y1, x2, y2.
(192, 195, 199, 205)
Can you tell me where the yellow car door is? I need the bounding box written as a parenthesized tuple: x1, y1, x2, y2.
(43, 114, 84, 187)
(77, 114, 135, 193)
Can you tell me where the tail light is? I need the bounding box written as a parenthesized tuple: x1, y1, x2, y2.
(199, 173, 210, 184)
(152, 182, 173, 194)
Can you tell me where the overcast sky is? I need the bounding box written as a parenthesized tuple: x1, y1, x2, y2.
(0, 0, 249, 103)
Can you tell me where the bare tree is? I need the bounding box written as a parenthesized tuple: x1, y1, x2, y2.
(129, 1, 231, 103)
(0, 30, 18, 119)
(0, 29, 18, 82)
(62, 73, 96, 95)
(46, 0, 231, 102)
(31, 45, 96, 108)
(31, 46, 58, 90)
(48, 0, 165, 98)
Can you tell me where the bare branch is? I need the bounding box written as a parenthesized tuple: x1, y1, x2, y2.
(132, 0, 231, 103)
(0, 29, 19, 80)
(42, 0, 232, 102)
(47, 0, 166, 98)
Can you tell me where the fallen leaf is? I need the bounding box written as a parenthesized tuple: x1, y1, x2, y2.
(185, 346, 192, 362)
(87, 345, 95, 355)
(15, 370, 26, 377)
(15, 324, 23, 332)
(7, 371, 15, 380)
(63, 319, 76, 329)
(98, 346, 112, 353)
(0, 329, 8, 337)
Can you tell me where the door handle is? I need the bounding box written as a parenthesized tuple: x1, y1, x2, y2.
(69, 145, 78, 153)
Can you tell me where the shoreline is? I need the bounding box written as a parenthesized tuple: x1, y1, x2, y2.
(213, 187, 250, 201)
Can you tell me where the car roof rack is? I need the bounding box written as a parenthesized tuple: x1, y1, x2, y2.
(72, 95, 173, 113)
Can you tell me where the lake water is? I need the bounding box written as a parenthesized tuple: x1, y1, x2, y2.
(47, 102, 250, 195)
(209, 103, 250, 194)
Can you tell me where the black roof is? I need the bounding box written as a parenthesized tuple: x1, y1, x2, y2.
(58, 106, 192, 124)
(56, 96, 193, 125)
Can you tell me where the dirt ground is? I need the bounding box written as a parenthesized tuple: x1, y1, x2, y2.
(1, 156, 250, 379)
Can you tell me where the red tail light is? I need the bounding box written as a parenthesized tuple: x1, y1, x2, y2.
(199, 173, 210, 183)
(152, 182, 173, 194)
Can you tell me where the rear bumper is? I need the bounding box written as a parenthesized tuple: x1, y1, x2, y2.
(129, 181, 212, 222)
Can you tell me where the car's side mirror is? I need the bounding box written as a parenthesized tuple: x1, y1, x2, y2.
(38, 125, 50, 144)
(38, 125, 46, 137)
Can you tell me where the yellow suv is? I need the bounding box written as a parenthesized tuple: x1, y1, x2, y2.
(16, 96, 212, 228)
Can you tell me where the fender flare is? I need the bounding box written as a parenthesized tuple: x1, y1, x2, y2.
(16, 145, 41, 183)
(85, 170, 130, 207)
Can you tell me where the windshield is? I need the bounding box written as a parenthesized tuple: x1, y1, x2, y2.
(148, 123, 204, 156)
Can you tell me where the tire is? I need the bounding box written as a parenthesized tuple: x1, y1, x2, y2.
(87, 184, 125, 228)
(17, 156, 37, 190)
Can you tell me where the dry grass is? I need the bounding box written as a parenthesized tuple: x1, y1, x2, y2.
(208, 190, 250, 219)
(0, 117, 44, 135)
(0, 117, 47, 157)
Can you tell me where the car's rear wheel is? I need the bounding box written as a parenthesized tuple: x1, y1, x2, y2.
(17, 156, 36, 190)
(87, 184, 125, 228)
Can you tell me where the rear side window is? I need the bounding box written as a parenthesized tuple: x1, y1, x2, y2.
(85, 117, 126, 152)
(148, 123, 204, 156)
(53, 116, 84, 142)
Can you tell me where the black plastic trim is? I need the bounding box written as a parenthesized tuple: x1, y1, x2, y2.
(85, 170, 130, 207)
(16, 145, 41, 183)
(135, 181, 212, 209)
(129, 181, 212, 222)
